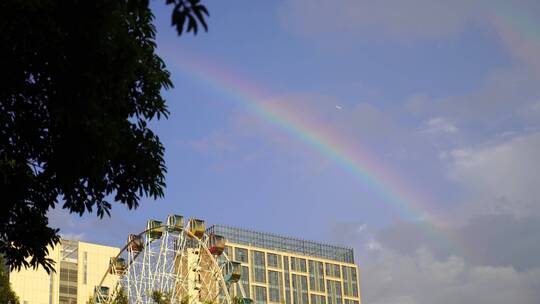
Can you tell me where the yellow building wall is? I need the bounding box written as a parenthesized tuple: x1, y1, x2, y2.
(77, 242, 120, 304)
(9, 240, 120, 304)
(10, 245, 60, 304)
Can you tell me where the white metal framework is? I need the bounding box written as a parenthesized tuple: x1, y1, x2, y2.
(94, 216, 250, 304)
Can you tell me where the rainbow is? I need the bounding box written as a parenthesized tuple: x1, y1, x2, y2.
(491, 1, 540, 64)
(164, 50, 461, 253)
(158, 2, 540, 258)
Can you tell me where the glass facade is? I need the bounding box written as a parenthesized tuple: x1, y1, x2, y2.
(207, 225, 354, 263)
(342, 266, 358, 297)
(59, 241, 78, 304)
(267, 253, 281, 268)
(325, 263, 341, 278)
(268, 270, 283, 302)
(351, 268, 358, 298)
(309, 260, 325, 292)
(237, 266, 251, 297)
(283, 257, 292, 304)
(59, 262, 78, 304)
(236, 247, 249, 263)
(252, 251, 266, 283)
(291, 257, 307, 272)
(291, 274, 309, 304)
(224, 246, 232, 259)
(243, 266, 251, 297)
(82, 251, 88, 285)
(311, 294, 327, 304)
(254, 286, 267, 304)
(326, 280, 342, 304)
(208, 224, 361, 304)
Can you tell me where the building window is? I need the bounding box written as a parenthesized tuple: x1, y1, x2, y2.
(326, 280, 342, 304)
(291, 274, 308, 304)
(268, 270, 283, 303)
(267, 253, 281, 268)
(308, 260, 325, 292)
(351, 268, 358, 297)
(291, 257, 306, 272)
(255, 286, 267, 304)
(301, 275, 308, 304)
(341, 266, 358, 297)
(325, 263, 341, 278)
(224, 246, 232, 259)
(83, 251, 88, 285)
(59, 261, 78, 304)
(311, 294, 326, 304)
(252, 251, 266, 283)
(284, 256, 291, 304)
(342, 266, 349, 296)
(237, 266, 251, 297)
(236, 248, 249, 263)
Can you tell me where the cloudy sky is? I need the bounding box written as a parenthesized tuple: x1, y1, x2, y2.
(50, 1, 540, 303)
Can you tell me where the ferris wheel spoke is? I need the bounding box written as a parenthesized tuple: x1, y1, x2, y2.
(151, 236, 164, 293)
(161, 232, 172, 293)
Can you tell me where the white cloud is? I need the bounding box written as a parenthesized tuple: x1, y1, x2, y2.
(375, 215, 540, 271)
(347, 213, 540, 303)
(420, 117, 459, 134)
(446, 132, 540, 217)
(361, 248, 540, 304)
(355, 224, 367, 233)
(366, 239, 382, 251)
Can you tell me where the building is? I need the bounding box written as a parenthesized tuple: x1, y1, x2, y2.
(9, 240, 120, 304)
(207, 225, 361, 304)
(9, 222, 361, 304)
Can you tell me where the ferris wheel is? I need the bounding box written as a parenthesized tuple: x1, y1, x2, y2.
(94, 215, 251, 304)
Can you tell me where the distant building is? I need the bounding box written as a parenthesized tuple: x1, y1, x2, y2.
(9, 240, 119, 304)
(207, 225, 361, 304)
(9, 223, 361, 304)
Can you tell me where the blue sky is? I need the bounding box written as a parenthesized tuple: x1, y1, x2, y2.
(51, 1, 540, 303)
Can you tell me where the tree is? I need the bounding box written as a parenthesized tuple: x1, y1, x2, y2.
(112, 287, 129, 304)
(0, 255, 20, 304)
(0, 0, 209, 272)
(151, 290, 172, 304)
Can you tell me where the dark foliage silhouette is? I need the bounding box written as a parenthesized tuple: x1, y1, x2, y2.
(0, 0, 208, 272)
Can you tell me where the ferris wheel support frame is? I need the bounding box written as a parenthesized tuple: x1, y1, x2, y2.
(93, 218, 248, 304)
